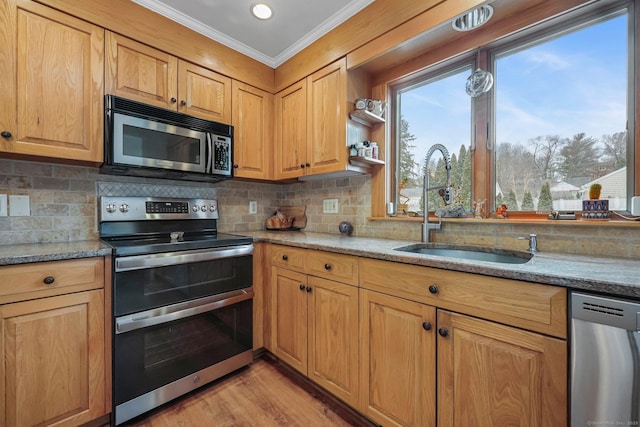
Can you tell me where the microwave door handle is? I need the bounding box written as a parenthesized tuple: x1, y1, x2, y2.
(206, 133, 213, 173)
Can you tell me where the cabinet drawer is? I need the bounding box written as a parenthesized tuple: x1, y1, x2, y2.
(307, 250, 358, 286)
(270, 245, 307, 272)
(0, 257, 105, 304)
(359, 258, 566, 338)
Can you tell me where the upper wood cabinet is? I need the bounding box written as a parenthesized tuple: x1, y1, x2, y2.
(274, 58, 348, 179)
(231, 81, 273, 179)
(0, 0, 104, 164)
(105, 32, 232, 123)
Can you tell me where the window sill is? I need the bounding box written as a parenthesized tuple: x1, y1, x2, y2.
(368, 214, 640, 226)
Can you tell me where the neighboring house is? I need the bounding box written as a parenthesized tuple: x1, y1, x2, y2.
(579, 167, 627, 210)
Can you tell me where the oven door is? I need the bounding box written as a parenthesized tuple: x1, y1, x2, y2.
(113, 245, 253, 316)
(113, 289, 253, 425)
(112, 111, 208, 173)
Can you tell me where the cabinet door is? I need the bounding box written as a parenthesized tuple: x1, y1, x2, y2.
(179, 61, 231, 123)
(232, 81, 273, 179)
(0, 0, 104, 163)
(105, 31, 178, 110)
(306, 58, 347, 175)
(437, 310, 567, 427)
(1, 290, 105, 427)
(359, 289, 436, 427)
(307, 276, 359, 407)
(271, 267, 308, 374)
(274, 80, 307, 180)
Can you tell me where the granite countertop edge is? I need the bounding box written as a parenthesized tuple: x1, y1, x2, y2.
(0, 241, 113, 266)
(242, 231, 640, 299)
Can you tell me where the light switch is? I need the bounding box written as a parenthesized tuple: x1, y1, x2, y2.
(0, 194, 7, 217)
(249, 201, 257, 214)
(9, 195, 30, 216)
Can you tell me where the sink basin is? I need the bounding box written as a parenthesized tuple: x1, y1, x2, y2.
(393, 243, 533, 264)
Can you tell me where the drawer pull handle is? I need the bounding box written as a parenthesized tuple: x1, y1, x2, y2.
(438, 328, 449, 337)
(428, 285, 439, 294)
(324, 263, 332, 270)
(422, 322, 432, 331)
(282, 255, 288, 261)
(1, 131, 12, 138)
(43, 276, 55, 285)
(306, 286, 312, 293)
(299, 284, 305, 291)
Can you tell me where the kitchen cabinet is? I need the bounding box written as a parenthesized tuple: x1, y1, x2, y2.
(359, 289, 436, 427)
(0, 257, 108, 427)
(106, 31, 232, 123)
(437, 310, 567, 427)
(270, 246, 359, 407)
(359, 257, 568, 426)
(0, 0, 104, 164)
(274, 58, 348, 179)
(231, 81, 274, 179)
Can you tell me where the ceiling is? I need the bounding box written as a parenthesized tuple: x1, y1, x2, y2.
(131, 0, 375, 68)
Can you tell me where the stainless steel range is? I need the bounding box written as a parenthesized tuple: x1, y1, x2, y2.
(99, 197, 254, 425)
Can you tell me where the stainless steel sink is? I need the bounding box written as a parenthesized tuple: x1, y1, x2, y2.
(393, 243, 533, 264)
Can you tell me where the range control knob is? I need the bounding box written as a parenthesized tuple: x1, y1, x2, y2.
(119, 204, 129, 213)
(106, 203, 117, 213)
(209, 204, 217, 212)
(200, 205, 207, 212)
(192, 205, 199, 213)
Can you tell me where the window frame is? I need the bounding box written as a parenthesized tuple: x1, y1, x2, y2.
(381, 0, 637, 220)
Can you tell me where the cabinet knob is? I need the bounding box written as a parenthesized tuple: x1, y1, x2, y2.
(428, 285, 439, 294)
(170, 97, 177, 103)
(300, 164, 305, 168)
(306, 286, 312, 293)
(233, 164, 239, 168)
(438, 328, 449, 337)
(43, 276, 55, 285)
(422, 322, 432, 331)
(1, 131, 11, 138)
(299, 284, 305, 291)
(180, 100, 186, 106)
(324, 263, 332, 270)
(305, 162, 311, 167)
(282, 255, 288, 261)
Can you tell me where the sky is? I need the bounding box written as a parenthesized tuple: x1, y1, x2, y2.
(399, 12, 628, 171)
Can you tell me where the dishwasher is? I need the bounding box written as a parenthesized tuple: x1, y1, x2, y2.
(571, 291, 640, 426)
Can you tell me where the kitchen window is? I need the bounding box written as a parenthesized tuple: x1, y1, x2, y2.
(389, 0, 635, 216)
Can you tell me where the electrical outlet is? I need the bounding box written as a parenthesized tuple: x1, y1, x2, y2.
(249, 200, 258, 214)
(9, 195, 30, 216)
(323, 198, 338, 214)
(0, 194, 7, 217)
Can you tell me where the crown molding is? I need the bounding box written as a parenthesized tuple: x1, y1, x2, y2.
(131, 0, 374, 69)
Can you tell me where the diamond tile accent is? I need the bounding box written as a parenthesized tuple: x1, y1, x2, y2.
(97, 181, 217, 199)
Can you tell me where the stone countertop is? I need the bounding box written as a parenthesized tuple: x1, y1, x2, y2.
(242, 231, 640, 299)
(0, 240, 113, 266)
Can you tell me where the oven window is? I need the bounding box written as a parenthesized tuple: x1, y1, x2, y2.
(114, 298, 252, 405)
(114, 254, 253, 316)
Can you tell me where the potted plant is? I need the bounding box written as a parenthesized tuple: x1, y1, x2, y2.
(582, 183, 609, 220)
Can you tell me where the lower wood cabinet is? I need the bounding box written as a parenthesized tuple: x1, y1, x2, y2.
(272, 266, 359, 407)
(437, 310, 567, 427)
(1, 289, 106, 427)
(359, 289, 436, 427)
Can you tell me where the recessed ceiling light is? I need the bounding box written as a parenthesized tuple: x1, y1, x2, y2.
(452, 5, 494, 32)
(251, 3, 273, 20)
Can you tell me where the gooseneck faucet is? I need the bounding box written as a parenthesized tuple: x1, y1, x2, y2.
(423, 144, 453, 243)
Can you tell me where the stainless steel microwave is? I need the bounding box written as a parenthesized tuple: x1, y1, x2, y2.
(101, 95, 233, 182)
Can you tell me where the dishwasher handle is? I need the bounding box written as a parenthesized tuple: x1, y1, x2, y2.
(571, 292, 640, 331)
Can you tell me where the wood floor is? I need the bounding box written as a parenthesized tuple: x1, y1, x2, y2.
(122, 357, 372, 427)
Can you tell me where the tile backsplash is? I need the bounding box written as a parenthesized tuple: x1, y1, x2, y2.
(1, 158, 638, 259)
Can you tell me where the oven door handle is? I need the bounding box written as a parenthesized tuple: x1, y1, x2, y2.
(115, 288, 253, 334)
(115, 244, 253, 272)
